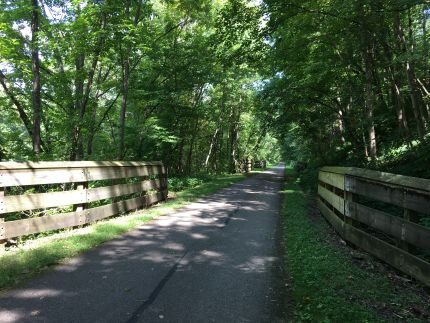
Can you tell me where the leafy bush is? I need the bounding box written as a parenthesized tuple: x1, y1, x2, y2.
(167, 176, 206, 192)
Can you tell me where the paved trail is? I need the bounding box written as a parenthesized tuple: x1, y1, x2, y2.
(0, 165, 285, 323)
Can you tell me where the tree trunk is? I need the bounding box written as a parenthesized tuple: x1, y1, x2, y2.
(206, 83, 227, 170)
(0, 71, 34, 139)
(395, 11, 425, 138)
(119, 58, 129, 160)
(70, 12, 107, 160)
(118, 1, 142, 160)
(31, 0, 42, 155)
(229, 105, 240, 173)
(70, 51, 85, 161)
(176, 138, 184, 174)
(205, 127, 220, 169)
(408, 9, 427, 131)
(364, 45, 377, 160)
(417, 78, 430, 119)
(387, 65, 410, 141)
(186, 120, 199, 175)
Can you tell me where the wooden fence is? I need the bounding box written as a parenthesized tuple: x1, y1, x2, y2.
(0, 161, 167, 244)
(318, 166, 430, 286)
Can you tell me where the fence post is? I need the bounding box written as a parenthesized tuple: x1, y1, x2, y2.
(0, 188, 5, 250)
(161, 164, 168, 201)
(246, 158, 252, 173)
(344, 175, 354, 227)
(73, 182, 88, 226)
(401, 206, 419, 251)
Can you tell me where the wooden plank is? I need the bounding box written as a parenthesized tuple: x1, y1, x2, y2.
(3, 192, 165, 239)
(0, 161, 163, 170)
(317, 198, 345, 235)
(318, 185, 345, 215)
(322, 166, 430, 193)
(319, 171, 345, 190)
(344, 224, 430, 287)
(0, 165, 163, 187)
(86, 179, 162, 203)
(84, 166, 163, 182)
(345, 176, 430, 215)
(1, 179, 162, 213)
(0, 168, 87, 187)
(4, 211, 82, 238)
(320, 166, 351, 175)
(84, 192, 164, 223)
(346, 168, 430, 193)
(3, 189, 84, 214)
(345, 201, 430, 250)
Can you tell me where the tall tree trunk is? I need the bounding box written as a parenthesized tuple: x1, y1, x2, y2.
(386, 65, 410, 141)
(205, 83, 227, 170)
(408, 9, 428, 131)
(86, 66, 102, 157)
(186, 119, 199, 175)
(423, 5, 430, 82)
(205, 127, 220, 169)
(70, 51, 85, 161)
(337, 109, 346, 144)
(70, 12, 107, 160)
(118, 1, 142, 160)
(357, 1, 377, 160)
(417, 78, 430, 119)
(364, 45, 377, 160)
(31, 0, 42, 155)
(395, 11, 425, 137)
(176, 138, 184, 174)
(119, 58, 129, 160)
(381, 30, 411, 142)
(0, 71, 34, 139)
(185, 87, 203, 174)
(229, 105, 240, 173)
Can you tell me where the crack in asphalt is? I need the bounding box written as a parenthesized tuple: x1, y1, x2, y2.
(221, 206, 239, 228)
(126, 205, 239, 322)
(125, 251, 189, 323)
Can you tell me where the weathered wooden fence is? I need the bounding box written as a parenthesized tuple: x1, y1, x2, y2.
(318, 166, 430, 286)
(253, 160, 267, 169)
(0, 161, 167, 244)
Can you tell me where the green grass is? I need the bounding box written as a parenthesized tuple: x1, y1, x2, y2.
(0, 173, 245, 290)
(282, 168, 428, 322)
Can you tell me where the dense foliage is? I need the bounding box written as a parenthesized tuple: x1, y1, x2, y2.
(261, 0, 430, 178)
(3, 0, 430, 178)
(0, 0, 280, 174)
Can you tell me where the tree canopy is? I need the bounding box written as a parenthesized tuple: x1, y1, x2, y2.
(0, 0, 279, 174)
(2, 0, 430, 176)
(261, 0, 430, 175)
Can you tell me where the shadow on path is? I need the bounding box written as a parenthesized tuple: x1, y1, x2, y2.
(0, 166, 285, 323)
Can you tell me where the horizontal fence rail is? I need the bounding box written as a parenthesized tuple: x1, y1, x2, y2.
(0, 161, 168, 243)
(318, 166, 430, 287)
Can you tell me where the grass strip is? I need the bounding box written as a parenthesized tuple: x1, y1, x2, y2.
(0, 173, 245, 290)
(282, 168, 427, 322)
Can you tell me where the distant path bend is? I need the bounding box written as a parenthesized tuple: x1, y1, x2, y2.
(0, 165, 286, 323)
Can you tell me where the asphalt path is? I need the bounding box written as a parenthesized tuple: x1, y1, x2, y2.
(0, 165, 285, 323)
